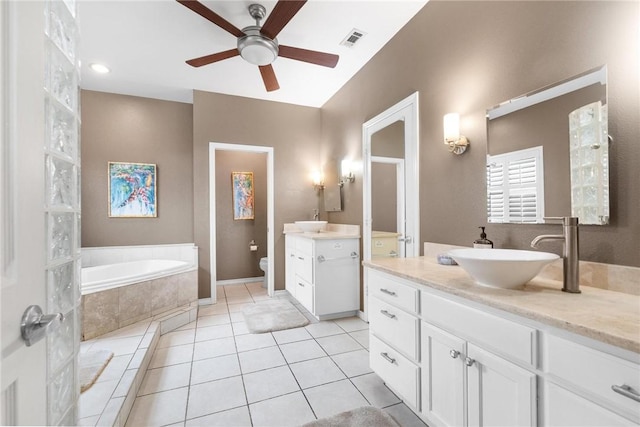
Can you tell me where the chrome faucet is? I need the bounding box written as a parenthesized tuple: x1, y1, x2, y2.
(312, 209, 319, 221)
(531, 217, 580, 293)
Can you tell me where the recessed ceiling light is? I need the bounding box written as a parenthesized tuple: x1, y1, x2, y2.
(89, 63, 110, 74)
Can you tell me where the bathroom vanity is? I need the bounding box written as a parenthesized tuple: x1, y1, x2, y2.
(364, 253, 640, 427)
(284, 223, 360, 320)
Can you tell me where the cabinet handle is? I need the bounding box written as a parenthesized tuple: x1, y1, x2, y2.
(380, 288, 397, 296)
(297, 256, 304, 260)
(380, 352, 396, 364)
(380, 309, 396, 319)
(298, 282, 305, 287)
(612, 384, 640, 402)
(465, 357, 475, 367)
(450, 350, 460, 359)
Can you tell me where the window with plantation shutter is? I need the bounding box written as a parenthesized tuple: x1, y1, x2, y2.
(487, 146, 545, 223)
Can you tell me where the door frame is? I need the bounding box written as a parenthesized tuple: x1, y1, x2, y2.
(208, 142, 274, 303)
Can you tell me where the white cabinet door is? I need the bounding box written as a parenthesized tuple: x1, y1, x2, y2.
(543, 381, 636, 427)
(421, 322, 466, 427)
(285, 243, 296, 298)
(467, 343, 537, 427)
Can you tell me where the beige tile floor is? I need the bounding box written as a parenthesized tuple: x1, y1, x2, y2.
(123, 282, 428, 427)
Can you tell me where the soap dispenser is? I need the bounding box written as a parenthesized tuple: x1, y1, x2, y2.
(474, 226, 494, 249)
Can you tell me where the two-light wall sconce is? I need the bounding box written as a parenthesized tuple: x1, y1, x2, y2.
(443, 112, 469, 155)
(339, 159, 355, 187)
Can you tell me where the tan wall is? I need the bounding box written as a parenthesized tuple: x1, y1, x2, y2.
(322, 1, 639, 267)
(193, 91, 322, 298)
(81, 90, 194, 247)
(215, 151, 267, 280)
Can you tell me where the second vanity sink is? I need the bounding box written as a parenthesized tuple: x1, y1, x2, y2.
(295, 220, 328, 233)
(448, 248, 559, 289)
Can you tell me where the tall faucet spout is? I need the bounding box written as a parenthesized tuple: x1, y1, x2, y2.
(530, 234, 564, 248)
(530, 217, 580, 293)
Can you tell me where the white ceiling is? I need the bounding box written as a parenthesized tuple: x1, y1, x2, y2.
(79, 0, 427, 107)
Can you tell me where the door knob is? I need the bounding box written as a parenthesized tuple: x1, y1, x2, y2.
(465, 357, 476, 367)
(20, 305, 64, 347)
(450, 350, 460, 359)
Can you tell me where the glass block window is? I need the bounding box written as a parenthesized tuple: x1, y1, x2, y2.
(44, 0, 81, 425)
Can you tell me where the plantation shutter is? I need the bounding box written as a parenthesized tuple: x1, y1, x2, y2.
(487, 147, 544, 223)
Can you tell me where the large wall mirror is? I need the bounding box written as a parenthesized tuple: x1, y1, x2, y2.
(363, 92, 420, 262)
(486, 65, 609, 225)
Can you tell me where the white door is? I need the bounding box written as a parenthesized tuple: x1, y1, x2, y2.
(2, 1, 81, 425)
(467, 343, 537, 427)
(421, 322, 466, 427)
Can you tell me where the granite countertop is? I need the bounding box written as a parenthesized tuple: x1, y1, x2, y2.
(364, 256, 640, 354)
(283, 223, 360, 239)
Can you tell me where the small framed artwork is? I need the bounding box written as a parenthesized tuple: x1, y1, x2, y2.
(108, 162, 157, 218)
(232, 171, 254, 220)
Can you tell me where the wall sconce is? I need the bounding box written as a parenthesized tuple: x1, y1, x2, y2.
(339, 159, 355, 187)
(443, 112, 469, 155)
(312, 171, 324, 191)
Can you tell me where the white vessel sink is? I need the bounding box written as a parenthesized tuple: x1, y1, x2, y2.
(448, 248, 559, 289)
(295, 220, 328, 233)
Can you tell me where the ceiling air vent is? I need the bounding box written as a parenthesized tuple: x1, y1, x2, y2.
(340, 29, 366, 48)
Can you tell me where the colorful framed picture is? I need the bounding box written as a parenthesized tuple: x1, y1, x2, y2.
(108, 162, 157, 218)
(232, 172, 254, 220)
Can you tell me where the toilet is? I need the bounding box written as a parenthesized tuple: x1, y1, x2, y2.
(259, 257, 268, 288)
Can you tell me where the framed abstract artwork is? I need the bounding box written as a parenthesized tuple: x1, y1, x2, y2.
(232, 172, 254, 220)
(108, 162, 157, 217)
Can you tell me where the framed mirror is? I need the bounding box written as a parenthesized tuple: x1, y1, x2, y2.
(486, 65, 608, 225)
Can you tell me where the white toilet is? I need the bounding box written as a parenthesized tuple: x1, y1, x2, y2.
(259, 257, 268, 288)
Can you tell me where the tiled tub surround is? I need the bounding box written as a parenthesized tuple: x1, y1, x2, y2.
(78, 304, 198, 426)
(81, 244, 199, 340)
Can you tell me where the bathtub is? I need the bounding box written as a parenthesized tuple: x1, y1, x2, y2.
(81, 259, 194, 295)
(80, 244, 199, 340)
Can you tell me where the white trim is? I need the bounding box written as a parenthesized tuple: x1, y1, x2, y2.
(362, 92, 420, 319)
(209, 143, 275, 305)
(198, 298, 213, 305)
(487, 65, 606, 120)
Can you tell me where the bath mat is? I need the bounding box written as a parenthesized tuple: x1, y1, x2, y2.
(301, 406, 399, 427)
(242, 299, 309, 334)
(79, 349, 114, 393)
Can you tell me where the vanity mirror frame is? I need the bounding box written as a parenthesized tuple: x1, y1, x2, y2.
(363, 92, 420, 260)
(486, 65, 609, 225)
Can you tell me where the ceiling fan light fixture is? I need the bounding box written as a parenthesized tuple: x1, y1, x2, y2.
(238, 27, 278, 66)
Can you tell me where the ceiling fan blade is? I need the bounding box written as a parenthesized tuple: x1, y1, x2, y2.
(260, 0, 306, 40)
(186, 49, 239, 67)
(259, 65, 280, 92)
(278, 45, 339, 68)
(176, 0, 244, 38)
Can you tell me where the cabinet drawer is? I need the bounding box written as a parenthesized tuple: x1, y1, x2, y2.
(296, 237, 313, 255)
(369, 296, 419, 360)
(295, 276, 314, 314)
(295, 252, 313, 283)
(421, 292, 536, 366)
(544, 333, 640, 420)
(370, 334, 420, 409)
(368, 269, 419, 315)
(544, 381, 636, 427)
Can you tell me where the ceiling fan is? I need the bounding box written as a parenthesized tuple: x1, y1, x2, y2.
(177, 0, 340, 92)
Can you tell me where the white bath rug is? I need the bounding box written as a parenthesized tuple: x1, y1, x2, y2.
(79, 349, 114, 393)
(242, 299, 309, 334)
(301, 406, 399, 427)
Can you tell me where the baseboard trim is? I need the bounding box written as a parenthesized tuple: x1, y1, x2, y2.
(357, 310, 368, 323)
(217, 277, 264, 286)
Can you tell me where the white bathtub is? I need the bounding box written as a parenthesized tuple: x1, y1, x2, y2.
(81, 259, 195, 295)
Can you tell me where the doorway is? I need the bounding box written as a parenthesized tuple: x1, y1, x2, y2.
(208, 143, 274, 303)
